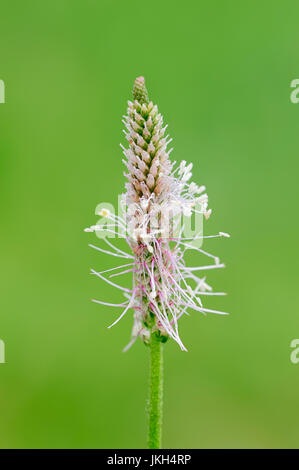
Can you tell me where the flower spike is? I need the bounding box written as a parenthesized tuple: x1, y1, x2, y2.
(85, 77, 229, 351)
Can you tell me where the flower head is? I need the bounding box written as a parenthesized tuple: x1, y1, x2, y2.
(86, 77, 229, 351)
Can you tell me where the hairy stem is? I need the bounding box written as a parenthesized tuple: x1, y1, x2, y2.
(148, 333, 163, 449)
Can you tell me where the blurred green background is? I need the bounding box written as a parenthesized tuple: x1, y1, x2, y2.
(1, 0, 299, 449)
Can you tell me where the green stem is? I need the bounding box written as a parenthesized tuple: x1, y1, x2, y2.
(148, 332, 163, 449)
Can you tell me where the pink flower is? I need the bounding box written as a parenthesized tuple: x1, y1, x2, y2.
(86, 77, 229, 351)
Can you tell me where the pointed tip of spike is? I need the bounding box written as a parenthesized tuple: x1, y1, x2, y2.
(133, 76, 149, 104)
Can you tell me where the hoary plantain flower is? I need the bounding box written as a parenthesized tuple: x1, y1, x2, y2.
(85, 77, 229, 448)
